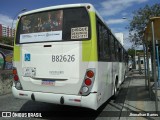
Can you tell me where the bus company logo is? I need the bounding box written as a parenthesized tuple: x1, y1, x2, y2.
(38, 34, 45, 37)
(34, 34, 38, 37)
(2, 112, 11, 117)
(2, 112, 42, 118)
(22, 35, 32, 39)
(46, 33, 54, 37)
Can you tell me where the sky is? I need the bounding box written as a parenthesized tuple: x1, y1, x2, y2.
(0, 0, 159, 49)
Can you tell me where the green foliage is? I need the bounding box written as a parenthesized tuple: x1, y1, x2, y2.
(0, 36, 13, 45)
(128, 3, 160, 46)
(127, 48, 144, 58)
(127, 48, 135, 58)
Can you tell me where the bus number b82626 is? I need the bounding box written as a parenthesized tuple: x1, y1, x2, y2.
(52, 55, 75, 62)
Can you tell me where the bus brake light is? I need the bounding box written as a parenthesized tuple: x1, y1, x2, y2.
(85, 78, 92, 86)
(86, 70, 94, 78)
(13, 69, 17, 75)
(14, 75, 19, 81)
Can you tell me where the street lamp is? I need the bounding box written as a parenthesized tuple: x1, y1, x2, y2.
(122, 17, 127, 20)
(122, 17, 131, 21)
(134, 44, 137, 69)
(122, 17, 136, 68)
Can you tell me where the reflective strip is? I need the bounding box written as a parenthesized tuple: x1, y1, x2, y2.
(69, 99, 81, 102)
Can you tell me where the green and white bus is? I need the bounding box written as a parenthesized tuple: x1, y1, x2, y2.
(12, 3, 128, 110)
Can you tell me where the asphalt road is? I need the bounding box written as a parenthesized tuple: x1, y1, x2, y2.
(0, 77, 131, 120)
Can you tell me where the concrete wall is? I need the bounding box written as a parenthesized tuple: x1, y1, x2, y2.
(0, 70, 13, 95)
(0, 45, 13, 95)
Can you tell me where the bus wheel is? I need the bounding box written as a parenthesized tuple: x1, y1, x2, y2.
(122, 71, 126, 84)
(112, 79, 118, 100)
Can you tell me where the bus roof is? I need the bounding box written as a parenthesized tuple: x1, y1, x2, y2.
(18, 3, 106, 27)
(19, 3, 95, 17)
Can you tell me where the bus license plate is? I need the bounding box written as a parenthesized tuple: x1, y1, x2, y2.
(41, 80, 55, 86)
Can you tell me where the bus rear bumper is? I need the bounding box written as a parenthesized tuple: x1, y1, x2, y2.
(12, 87, 98, 110)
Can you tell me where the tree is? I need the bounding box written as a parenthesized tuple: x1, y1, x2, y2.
(128, 48, 144, 58)
(128, 3, 160, 46)
(127, 48, 135, 58)
(0, 36, 13, 45)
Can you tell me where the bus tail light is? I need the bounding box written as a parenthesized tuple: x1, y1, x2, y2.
(79, 68, 95, 96)
(13, 69, 17, 75)
(86, 70, 94, 78)
(82, 86, 89, 93)
(85, 78, 92, 86)
(12, 68, 23, 90)
(14, 75, 19, 81)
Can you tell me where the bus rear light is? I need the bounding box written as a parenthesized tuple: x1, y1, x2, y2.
(85, 78, 92, 86)
(15, 81, 22, 90)
(79, 68, 95, 96)
(86, 70, 94, 78)
(82, 86, 89, 93)
(12, 67, 23, 90)
(13, 69, 17, 75)
(14, 75, 19, 81)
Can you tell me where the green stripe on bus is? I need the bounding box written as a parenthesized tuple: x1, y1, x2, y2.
(13, 45, 20, 61)
(82, 12, 98, 61)
(13, 21, 20, 62)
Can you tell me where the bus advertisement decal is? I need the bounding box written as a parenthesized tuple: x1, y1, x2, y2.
(20, 31, 62, 43)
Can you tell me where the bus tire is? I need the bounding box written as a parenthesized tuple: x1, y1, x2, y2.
(122, 71, 126, 84)
(112, 79, 118, 100)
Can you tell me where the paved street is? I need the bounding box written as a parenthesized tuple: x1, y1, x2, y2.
(0, 72, 160, 120)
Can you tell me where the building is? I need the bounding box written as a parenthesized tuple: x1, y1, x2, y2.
(115, 33, 124, 45)
(135, 55, 152, 71)
(0, 24, 15, 37)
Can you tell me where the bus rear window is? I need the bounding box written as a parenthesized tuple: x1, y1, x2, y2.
(16, 7, 91, 44)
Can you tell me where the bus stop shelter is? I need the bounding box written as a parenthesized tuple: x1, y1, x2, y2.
(144, 17, 160, 112)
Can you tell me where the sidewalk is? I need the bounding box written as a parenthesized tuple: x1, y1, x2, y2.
(120, 71, 160, 120)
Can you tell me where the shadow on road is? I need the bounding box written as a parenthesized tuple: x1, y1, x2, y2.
(19, 75, 154, 119)
(18, 77, 131, 119)
(19, 97, 112, 119)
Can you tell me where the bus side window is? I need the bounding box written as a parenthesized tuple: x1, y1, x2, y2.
(115, 40, 119, 61)
(118, 46, 122, 62)
(97, 19, 110, 61)
(121, 49, 125, 62)
(104, 28, 110, 61)
(97, 22, 103, 60)
(110, 35, 115, 61)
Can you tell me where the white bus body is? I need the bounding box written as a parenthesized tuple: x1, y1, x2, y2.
(12, 3, 127, 110)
